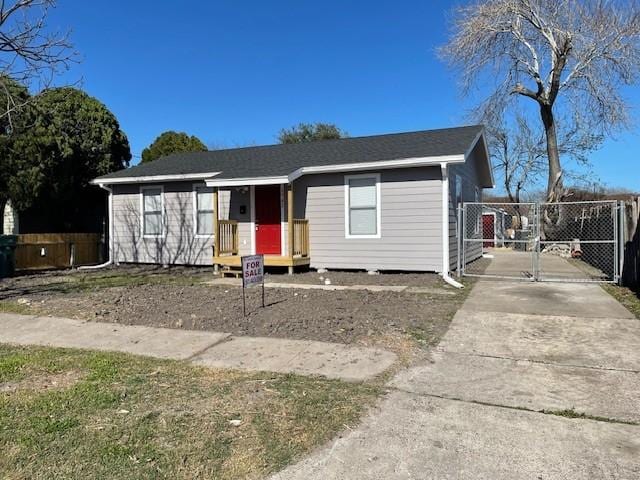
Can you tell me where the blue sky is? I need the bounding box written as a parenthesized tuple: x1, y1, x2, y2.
(47, 0, 640, 192)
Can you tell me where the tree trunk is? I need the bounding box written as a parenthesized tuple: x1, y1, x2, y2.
(539, 103, 566, 239)
(0, 199, 5, 235)
(540, 103, 563, 202)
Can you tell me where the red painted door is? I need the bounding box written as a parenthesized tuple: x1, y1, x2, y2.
(482, 214, 495, 248)
(255, 185, 282, 255)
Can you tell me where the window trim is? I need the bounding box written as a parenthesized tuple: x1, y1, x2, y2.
(344, 173, 381, 239)
(140, 185, 165, 239)
(192, 183, 215, 238)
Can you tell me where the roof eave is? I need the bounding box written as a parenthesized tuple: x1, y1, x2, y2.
(91, 171, 222, 186)
(289, 154, 466, 181)
(464, 129, 495, 189)
(92, 153, 473, 187)
(202, 155, 466, 187)
(205, 176, 289, 187)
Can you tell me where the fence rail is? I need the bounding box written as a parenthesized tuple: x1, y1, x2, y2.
(15, 233, 103, 271)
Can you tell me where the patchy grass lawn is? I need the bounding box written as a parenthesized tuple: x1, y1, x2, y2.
(0, 344, 380, 480)
(602, 284, 640, 320)
(2, 267, 210, 297)
(0, 300, 32, 315)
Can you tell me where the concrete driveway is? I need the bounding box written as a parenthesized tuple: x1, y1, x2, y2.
(274, 259, 640, 478)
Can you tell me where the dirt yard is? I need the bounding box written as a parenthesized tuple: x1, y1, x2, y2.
(265, 270, 447, 287)
(0, 266, 469, 355)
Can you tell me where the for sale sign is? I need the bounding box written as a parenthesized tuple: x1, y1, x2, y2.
(241, 254, 264, 288)
(241, 254, 265, 316)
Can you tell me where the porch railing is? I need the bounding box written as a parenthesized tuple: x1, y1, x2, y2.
(215, 219, 308, 258)
(218, 220, 238, 256)
(292, 219, 309, 257)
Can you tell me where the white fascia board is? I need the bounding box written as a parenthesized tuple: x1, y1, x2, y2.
(204, 176, 289, 187)
(288, 155, 466, 182)
(92, 172, 222, 185)
(464, 130, 495, 188)
(464, 130, 485, 160)
(93, 154, 469, 187)
(481, 135, 496, 188)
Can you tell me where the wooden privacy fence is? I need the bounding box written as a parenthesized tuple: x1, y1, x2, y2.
(622, 197, 640, 289)
(15, 233, 103, 271)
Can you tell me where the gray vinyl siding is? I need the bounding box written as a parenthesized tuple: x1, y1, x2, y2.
(448, 141, 486, 270)
(111, 182, 252, 265)
(111, 167, 455, 272)
(293, 167, 443, 272)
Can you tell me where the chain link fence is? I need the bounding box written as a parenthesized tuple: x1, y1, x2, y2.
(459, 201, 622, 283)
(538, 201, 618, 282)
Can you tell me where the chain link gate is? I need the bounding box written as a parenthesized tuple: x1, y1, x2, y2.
(458, 201, 623, 283)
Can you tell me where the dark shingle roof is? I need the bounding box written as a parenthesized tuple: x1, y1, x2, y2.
(96, 125, 484, 182)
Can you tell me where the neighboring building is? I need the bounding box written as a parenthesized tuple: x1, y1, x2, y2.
(2, 200, 19, 234)
(92, 126, 493, 275)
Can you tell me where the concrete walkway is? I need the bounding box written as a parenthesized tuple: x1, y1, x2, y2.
(274, 251, 640, 479)
(0, 313, 396, 382)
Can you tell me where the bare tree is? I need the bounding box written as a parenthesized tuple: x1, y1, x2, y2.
(0, 0, 75, 126)
(441, 0, 640, 205)
(485, 109, 602, 204)
(486, 114, 544, 205)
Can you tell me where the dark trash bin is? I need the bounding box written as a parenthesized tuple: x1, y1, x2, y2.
(0, 235, 18, 278)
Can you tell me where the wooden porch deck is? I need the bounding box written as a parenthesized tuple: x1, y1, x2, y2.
(212, 254, 311, 268)
(211, 186, 311, 272)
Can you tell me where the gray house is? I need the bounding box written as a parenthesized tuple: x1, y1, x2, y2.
(92, 126, 493, 280)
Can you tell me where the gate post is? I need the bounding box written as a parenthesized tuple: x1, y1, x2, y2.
(614, 201, 619, 284)
(461, 203, 467, 277)
(616, 200, 624, 285)
(457, 204, 462, 278)
(534, 203, 541, 282)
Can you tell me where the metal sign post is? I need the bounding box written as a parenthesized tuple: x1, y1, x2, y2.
(241, 254, 265, 316)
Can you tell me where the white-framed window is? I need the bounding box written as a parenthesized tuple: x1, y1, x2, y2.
(344, 173, 381, 239)
(193, 185, 214, 237)
(140, 186, 164, 238)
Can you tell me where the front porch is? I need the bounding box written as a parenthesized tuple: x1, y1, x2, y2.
(212, 252, 311, 268)
(211, 185, 311, 273)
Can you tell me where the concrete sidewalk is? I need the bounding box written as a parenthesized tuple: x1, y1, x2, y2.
(0, 313, 396, 382)
(274, 250, 640, 479)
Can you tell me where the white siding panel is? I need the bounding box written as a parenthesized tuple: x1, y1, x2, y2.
(112, 183, 252, 266)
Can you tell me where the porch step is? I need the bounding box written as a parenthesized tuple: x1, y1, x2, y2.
(220, 266, 242, 278)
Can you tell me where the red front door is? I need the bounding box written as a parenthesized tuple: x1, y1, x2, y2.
(482, 214, 495, 248)
(255, 185, 282, 255)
